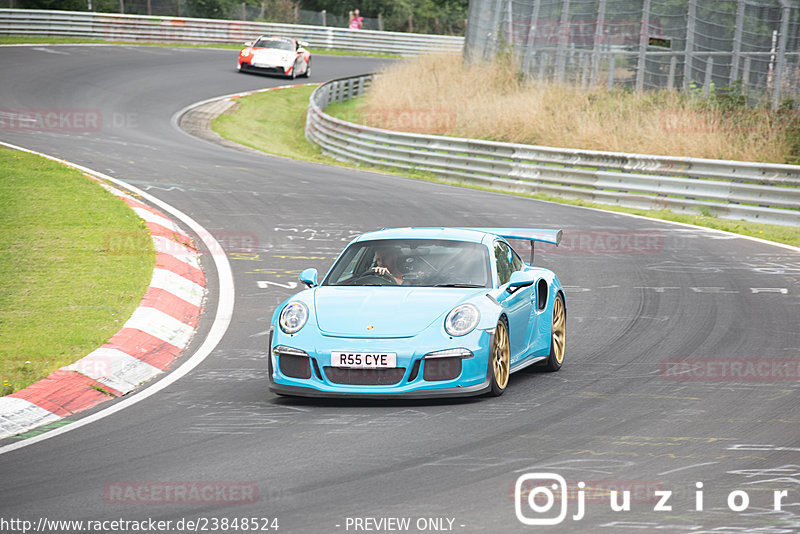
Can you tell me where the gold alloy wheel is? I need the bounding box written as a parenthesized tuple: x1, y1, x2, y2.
(492, 320, 510, 390)
(552, 295, 566, 365)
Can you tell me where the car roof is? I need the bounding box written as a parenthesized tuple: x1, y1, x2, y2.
(353, 227, 492, 244)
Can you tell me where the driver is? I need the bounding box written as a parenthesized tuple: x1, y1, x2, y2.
(371, 246, 404, 285)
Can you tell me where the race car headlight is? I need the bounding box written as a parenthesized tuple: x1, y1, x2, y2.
(444, 304, 480, 337)
(279, 302, 308, 334)
(240, 48, 252, 56)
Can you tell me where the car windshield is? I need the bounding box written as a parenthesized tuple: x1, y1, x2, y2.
(253, 38, 293, 51)
(323, 239, 491, 288)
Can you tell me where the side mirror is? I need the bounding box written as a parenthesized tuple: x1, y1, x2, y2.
(506, 270, 535, 293)
(299, 268, 319, 288)
(243, 41, 253, 47)
(298, 40, 309, 48)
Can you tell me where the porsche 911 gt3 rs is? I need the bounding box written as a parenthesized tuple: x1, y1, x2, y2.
(269, 227, 566, 398)
(238, 36, 311, 78)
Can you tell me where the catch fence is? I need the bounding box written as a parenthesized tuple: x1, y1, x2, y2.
(465, 0, 800, 108)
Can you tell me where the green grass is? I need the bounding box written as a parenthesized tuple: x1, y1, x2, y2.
(325, 97, 362, 123)
(212, 86, 328, 161)
(212, 86, 800, 247)
(0, 148, 154, 395)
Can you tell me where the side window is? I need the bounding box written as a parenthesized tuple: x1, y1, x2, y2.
(509, 246, 524, 272)
(494, 241, 523, 286)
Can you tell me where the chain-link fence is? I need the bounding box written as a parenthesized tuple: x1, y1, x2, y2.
(465, 0, 800, 108)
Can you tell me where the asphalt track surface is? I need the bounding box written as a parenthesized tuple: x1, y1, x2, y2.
(1, 45, 799, 534)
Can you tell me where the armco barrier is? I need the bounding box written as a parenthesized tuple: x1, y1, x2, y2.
(306, 75, 800, 227)
(0, 9, 463, 56)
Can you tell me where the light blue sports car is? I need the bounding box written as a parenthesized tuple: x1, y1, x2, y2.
(269, 227, 566, 398)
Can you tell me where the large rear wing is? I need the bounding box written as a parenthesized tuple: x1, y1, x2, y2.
(464, 228, 562, 246)
(460, 228, 563, 264)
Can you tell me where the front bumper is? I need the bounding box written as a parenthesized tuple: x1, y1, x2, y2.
(239, 62, 289, 75)
(268, 326, 494, 398)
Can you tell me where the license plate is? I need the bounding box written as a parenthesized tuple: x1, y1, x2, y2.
(331, 352, 397, 368)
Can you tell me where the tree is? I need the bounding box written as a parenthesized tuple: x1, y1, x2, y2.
(17, 0, 87, 9)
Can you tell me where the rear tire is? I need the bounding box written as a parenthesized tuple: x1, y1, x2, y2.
(544, 293, 566, 371)
(301, 58, 311, 78)
(489, 317, 510, 396)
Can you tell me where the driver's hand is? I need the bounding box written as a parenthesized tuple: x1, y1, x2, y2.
(372, 266, 389, 276)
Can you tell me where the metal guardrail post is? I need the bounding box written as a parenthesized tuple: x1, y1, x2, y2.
(590, 0, 606, 88)
(555, 0, 570, 83)
(635, 0, 651, 94)
(703, 57, 714, 97)
(667, 56, 677, 89)
(683, 0, 697, 91)
(730, 0, 745, 84)
(772, 1, 790, 110)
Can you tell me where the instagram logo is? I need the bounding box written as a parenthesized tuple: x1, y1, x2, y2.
(514, 474, 793, 525)
(515, 473, 571, 525)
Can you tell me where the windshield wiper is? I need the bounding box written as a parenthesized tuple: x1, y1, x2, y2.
(433, 283, 485, 288)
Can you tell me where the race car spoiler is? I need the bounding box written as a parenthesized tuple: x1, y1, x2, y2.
(460, 228, 562, 264)
(461, 228, 563, 247)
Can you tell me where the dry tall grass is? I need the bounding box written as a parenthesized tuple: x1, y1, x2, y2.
(359, 54, 795, 163)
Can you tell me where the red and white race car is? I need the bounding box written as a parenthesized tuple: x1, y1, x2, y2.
(238, 36, 311, 79)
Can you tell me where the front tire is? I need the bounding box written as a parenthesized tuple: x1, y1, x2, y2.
(544, 293, 566, 371)
(489, 317, 511, 396)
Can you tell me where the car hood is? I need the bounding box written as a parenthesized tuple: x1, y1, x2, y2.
(252, 48, 294, 64)
(313, 286, 479, 338)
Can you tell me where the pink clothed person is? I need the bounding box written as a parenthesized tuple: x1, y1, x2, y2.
(349, 9, 363, 29)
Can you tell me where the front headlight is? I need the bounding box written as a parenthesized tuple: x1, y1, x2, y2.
(444, 304, 480, 337)
(279, 302, 308, 334)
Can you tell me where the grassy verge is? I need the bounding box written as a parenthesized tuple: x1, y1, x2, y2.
(212, 84, 800, 247)
(0, 148, 154, 395)
(212, 86, 326, 160)
(359, 54, 800, 164)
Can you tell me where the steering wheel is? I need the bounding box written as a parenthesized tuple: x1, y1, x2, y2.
(350, 271, 398, 285)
